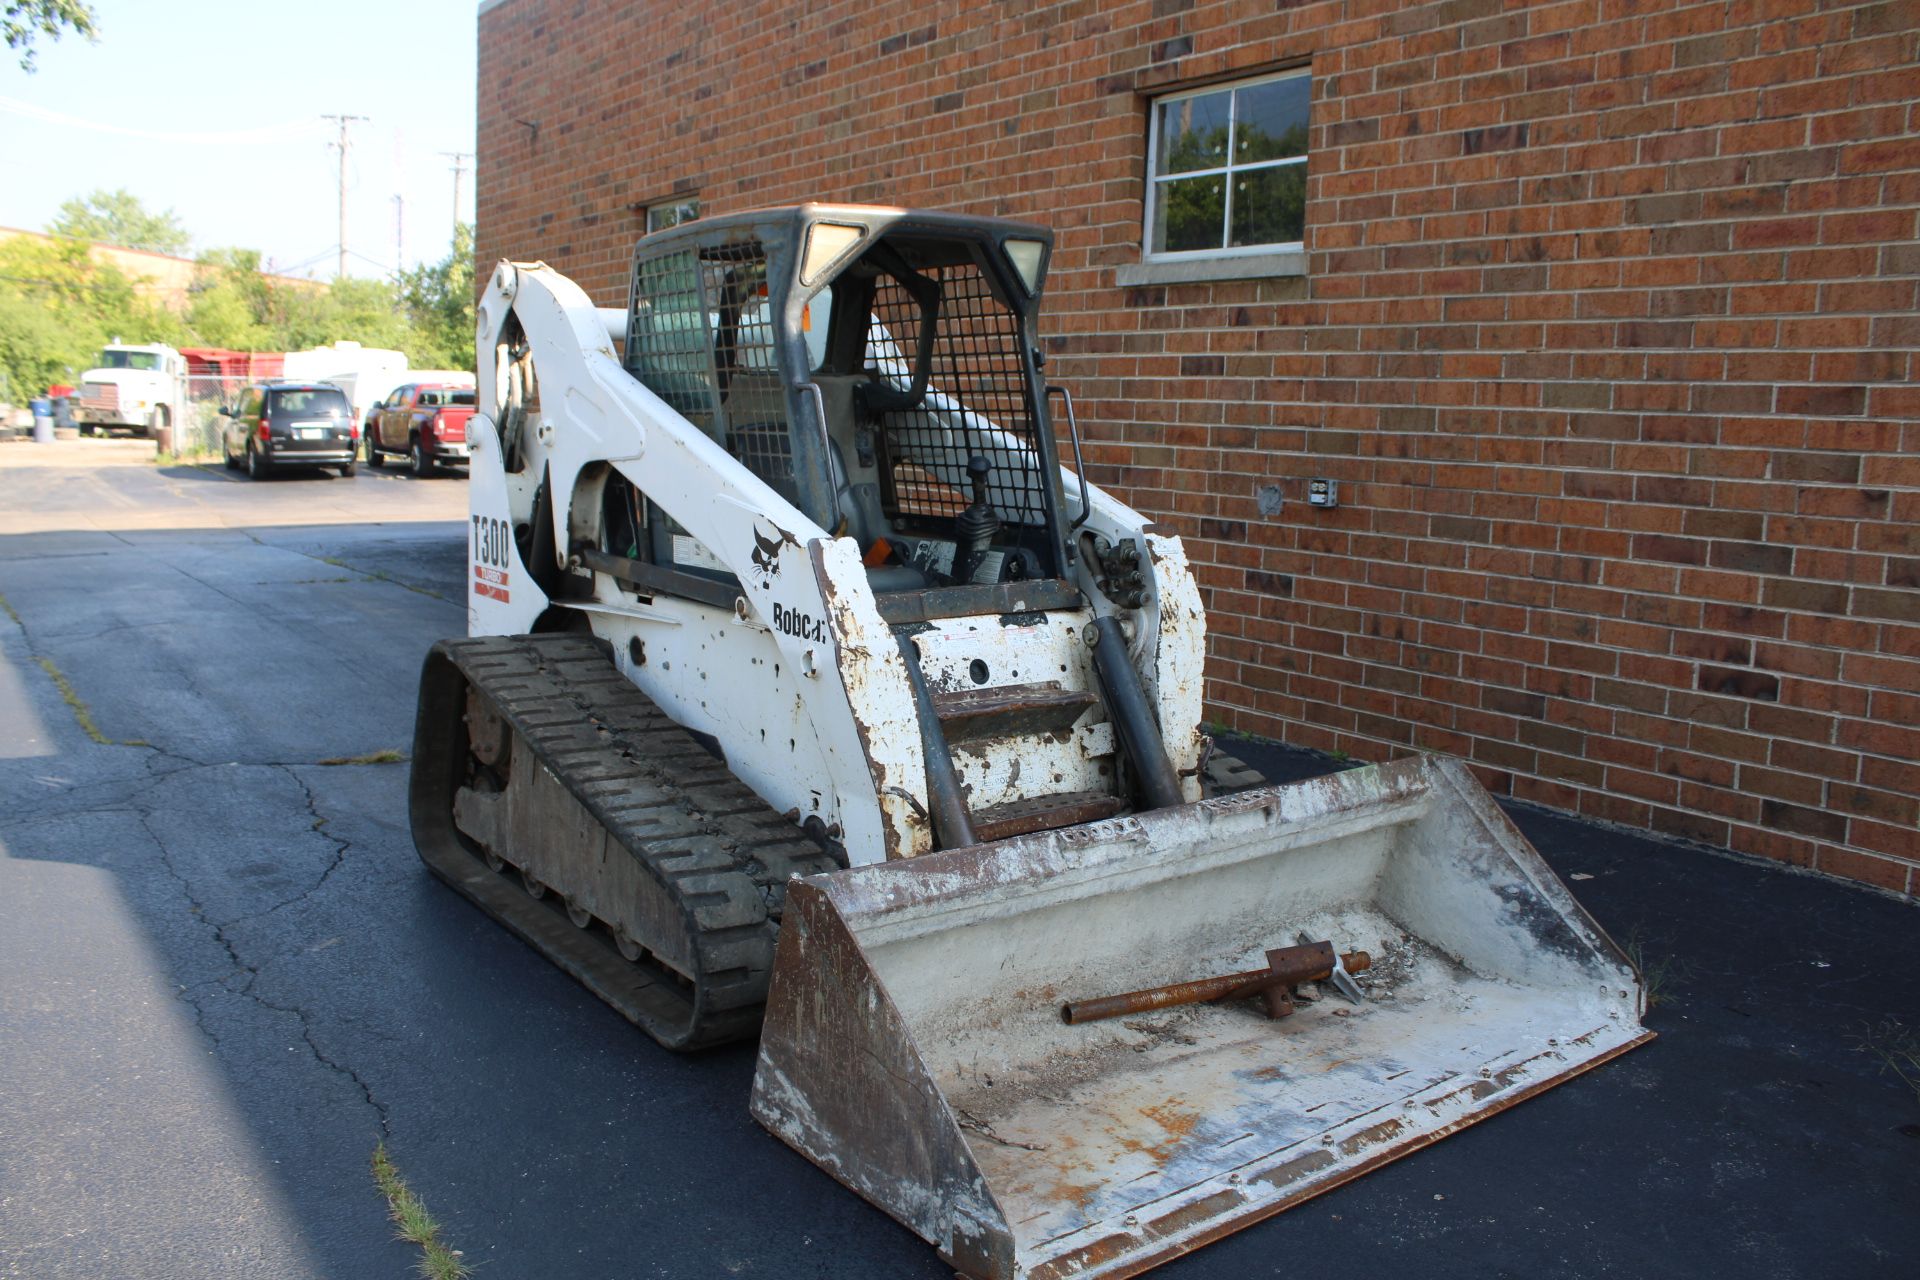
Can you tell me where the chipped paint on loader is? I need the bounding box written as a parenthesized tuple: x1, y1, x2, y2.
(750, 755, 1652, 1280)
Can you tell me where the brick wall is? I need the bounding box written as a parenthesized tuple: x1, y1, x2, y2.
(477, 0, 1920, 897)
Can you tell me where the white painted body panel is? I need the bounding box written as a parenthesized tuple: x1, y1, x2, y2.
(459, 259, 1208, 864)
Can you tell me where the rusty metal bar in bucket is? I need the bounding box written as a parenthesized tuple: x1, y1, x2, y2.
(1062, 940, 1372, 1024)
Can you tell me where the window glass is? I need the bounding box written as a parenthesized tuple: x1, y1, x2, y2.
(449, 390, 476, 406)
(1229, 164, 1307, 247)
(1153, 175, 1227, 254)
(100, 350, 162, 371)
(1233, 76, 1311, 164)
(269, 388, 351, 417)
(647, 198, 700, 234)
(1147, 70, 1310, 257)
(1154, 90, 1230, 174)
(241, 388, 264, 417)
(734, 288, 833, 373)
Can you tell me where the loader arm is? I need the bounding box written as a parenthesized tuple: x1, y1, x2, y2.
(467, 258, 924, 863)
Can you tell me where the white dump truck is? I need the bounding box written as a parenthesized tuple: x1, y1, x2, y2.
(74, 342, 189, 438)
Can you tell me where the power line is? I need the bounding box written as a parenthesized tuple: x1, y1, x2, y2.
(0, 95, 327, 144)
(322, 114, 369, 280)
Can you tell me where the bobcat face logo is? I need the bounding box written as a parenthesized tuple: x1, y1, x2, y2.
(748, 520, 793, 589)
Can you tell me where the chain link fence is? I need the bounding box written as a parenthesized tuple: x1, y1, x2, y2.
(175, 375, 240, 455)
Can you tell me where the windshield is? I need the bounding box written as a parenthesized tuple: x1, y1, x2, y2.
(99, 350, 161, 371)
(269, 388, 352, 417)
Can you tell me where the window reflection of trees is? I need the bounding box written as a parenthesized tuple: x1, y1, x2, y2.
(1153, 79, 1310, 253)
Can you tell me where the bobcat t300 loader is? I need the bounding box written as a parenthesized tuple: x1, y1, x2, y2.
(410, 205, 1650, 1279)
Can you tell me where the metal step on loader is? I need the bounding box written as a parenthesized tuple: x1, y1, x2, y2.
(409, 204, 1651, 1279)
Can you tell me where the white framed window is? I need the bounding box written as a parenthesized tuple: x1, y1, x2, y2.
(646, 197, 700, 234)
(1144, 68, 1310, 261)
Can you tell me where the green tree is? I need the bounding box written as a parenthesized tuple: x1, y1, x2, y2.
(184, 248, 277, 349)
(279, 274, 418, 354)
(396, 222, 477, 371)
(4, 0, 98, 71)
(0, 234, 183, 399)
(50, 188, 191, 256)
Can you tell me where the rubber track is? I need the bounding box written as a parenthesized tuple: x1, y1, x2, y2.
(410, 634, 839, 1050)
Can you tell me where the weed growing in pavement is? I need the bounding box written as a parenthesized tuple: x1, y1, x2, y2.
(371, 1143, 472, 1280)
(1622, 925, 1684, 1009)
(1851, 1018, 1920, 1107)
(318, 749, 408, 766)
(32, 655, 149, 748)
(320, 556, 447, 601)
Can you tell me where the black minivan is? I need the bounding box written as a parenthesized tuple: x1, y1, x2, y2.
(221, 383, 359, 479)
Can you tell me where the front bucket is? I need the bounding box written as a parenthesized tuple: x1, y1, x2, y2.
(750, 757, 1651, 1280)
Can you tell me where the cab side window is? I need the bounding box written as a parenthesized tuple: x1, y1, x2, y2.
(240, 388, 264, 418)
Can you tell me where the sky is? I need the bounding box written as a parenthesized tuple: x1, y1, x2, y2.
(0, 0, 478, 280)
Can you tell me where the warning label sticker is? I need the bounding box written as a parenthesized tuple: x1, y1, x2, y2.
(474, 564, 510, 602)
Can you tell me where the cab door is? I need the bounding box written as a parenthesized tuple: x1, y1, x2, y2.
(377, 386, 411, 451)
(230, 386, 264, 456)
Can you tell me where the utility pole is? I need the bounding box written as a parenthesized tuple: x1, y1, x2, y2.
(440, 151, 473, 237)
(323, 113, 369, 278)
(392, 193, 405, 275)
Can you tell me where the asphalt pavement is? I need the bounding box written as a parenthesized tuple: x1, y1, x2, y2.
(0, 449, 1914, 1279)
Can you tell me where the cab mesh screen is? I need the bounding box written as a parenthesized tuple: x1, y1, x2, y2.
(626, 249, 716, 434)
(626, 241, 795, 507)
(868, 262, 1046, 527)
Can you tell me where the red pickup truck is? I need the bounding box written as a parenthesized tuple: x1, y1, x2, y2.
(363, 382, 477, 476)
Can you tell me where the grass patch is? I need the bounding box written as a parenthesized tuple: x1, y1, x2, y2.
(33, 655, 148, 747)
(1622, 925, 1683, 1009)
(1852, 1018, 1920, 1107)
(4, 597, 149, 747)
(371, 1143, 472, 1280)
(318, 749, 408, 766)
(320, 556, 446, 601)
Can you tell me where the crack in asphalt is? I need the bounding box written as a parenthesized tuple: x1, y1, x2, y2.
(236, 764, 356, 928)
(128, 785, 392, 1139)
(2, 525, 435, 1159)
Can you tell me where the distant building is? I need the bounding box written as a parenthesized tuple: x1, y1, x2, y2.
(0, 226, 317, 310)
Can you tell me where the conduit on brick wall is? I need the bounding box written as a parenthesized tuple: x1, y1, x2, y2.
(476, 0, 1920, 899)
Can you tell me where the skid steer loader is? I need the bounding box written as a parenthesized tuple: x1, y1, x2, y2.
(410, 204, 1650, 1279)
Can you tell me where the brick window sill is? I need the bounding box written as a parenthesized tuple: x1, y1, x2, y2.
(1114, 250, 1307, 287)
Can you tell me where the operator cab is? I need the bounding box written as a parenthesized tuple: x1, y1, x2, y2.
(616, 204, 1080, 622)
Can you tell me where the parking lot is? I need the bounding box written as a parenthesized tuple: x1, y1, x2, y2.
(1, 446, 1915, 1280)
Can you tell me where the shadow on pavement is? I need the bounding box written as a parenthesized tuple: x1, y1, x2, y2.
(0, 511, 1914, 1280)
